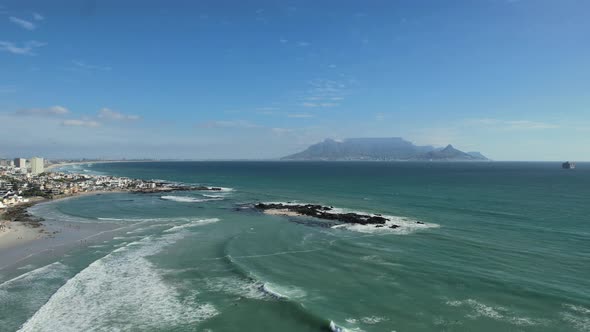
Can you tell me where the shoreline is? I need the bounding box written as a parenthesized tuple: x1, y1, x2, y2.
(0, 190, 132, 272)
(0, 191, 126, 251)
(0, 165, 223, 270)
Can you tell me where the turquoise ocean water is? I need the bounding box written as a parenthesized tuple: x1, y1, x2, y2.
(1, 161, 589, 331)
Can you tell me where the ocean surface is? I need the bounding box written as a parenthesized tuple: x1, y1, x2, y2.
(1, 161, 589, 332)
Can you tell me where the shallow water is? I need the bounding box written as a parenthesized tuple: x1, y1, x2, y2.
(1, 161, 589, 331)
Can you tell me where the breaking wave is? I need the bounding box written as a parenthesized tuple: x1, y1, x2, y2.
(163, 218, 220, 232)
(160, 195, 224, 203)
(18, 232, 218, 331)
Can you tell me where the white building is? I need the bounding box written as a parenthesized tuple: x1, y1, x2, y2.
(30, 157, 44, 175)
(14, 158, 26, 168)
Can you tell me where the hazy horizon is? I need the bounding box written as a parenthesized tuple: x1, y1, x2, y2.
(1, 1, 589, 161)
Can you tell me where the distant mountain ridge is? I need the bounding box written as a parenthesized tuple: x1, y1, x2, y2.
(282, 138, 488, 161)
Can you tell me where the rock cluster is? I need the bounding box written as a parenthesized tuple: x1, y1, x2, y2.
(254, 203, 398, 228)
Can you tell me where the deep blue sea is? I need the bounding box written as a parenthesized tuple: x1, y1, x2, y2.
(1, 161, 589, 331)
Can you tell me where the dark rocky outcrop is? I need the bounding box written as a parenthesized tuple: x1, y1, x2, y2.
(254, 203, 399, 228)
(2, 202, 45, 227)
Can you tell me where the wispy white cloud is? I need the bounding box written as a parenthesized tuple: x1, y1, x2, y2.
(198, 120, 261, 129)
(299, 78, 351, 107)
(0, 40, 46, 55)
(72, 60, 112, 71)
(9, 16, 36, 30)
(301, 102, 318, 108)
(98, 108, 140, 121)
(297, 41, 310, 47)
(279, 38, 288, 44)
(287, 113, 314, 118)
(467, 118, 559, 130)
(15, 105, 70, 117)
(61, 119, 101, 128)
(32, 13, 44, 21)
(256, 107, 279, 111)
(504, 120, 559, 130)
(256, 107, 280, 115)
(301, 102, 338, 108)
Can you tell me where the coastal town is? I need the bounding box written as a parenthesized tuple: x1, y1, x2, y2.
(0, 157, 220, 236)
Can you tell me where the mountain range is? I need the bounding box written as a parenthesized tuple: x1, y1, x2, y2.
(282, 138, 488, 161)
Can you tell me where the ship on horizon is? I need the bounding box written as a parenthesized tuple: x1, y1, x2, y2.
(562, 161, 576, 169)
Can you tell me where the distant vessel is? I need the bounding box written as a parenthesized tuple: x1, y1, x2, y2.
(562, 161, 576, 169)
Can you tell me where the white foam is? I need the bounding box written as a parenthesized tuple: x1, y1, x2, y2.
(204, 277, 268, 300)
(446, 299, 544, 326)
(161, 195, 223, 203)
(446, 299, 505, 319)
(565, 304, 590, 315)
(262, 282, 306, 300)
(330, 320, 364, 332)
(561, 304, 590, 332)
(97, 217, 126, 221)
(18, 233, 217, 332)
(163, 218, 220, 233)
(201, 194, 225, 198)
(331, 215, 438, 234)
(360, 316, 388, 324)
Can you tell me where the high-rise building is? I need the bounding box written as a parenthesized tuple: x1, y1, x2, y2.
(30, 157, 44, 175)
(14, 158, 26, 168)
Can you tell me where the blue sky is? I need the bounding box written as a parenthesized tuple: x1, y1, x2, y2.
(1, 0, 589, 160)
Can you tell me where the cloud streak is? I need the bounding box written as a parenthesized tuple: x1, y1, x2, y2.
(98, 108, 140, 121)
(72, 60, 112, 71)
(0, 40, 46, 55)
(9, 17, 36, 30)
(467, 118, 559, 130)
(287, 113, 314, 118)
(15, 106, 70, 117)
(198, 120, 261, 129)
(61, 119, 101, 128)
(301, 102, 338, 108)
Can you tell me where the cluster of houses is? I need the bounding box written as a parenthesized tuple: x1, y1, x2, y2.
(0, 164, 162, 212)
(0, 182, 29, 209)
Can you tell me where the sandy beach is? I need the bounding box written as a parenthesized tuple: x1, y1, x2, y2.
(0, 191, 124, 251)
(0, 221, 44, 249)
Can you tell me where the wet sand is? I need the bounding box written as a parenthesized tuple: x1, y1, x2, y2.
(0, 221, 43, 249)
(0, 192, 127, 272)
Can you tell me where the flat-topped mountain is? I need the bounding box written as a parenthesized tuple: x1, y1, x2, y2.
(282, 138, 488, 161)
